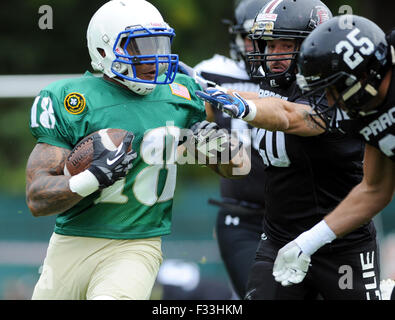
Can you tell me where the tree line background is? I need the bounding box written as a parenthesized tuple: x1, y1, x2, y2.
(0, 0, 394, 194)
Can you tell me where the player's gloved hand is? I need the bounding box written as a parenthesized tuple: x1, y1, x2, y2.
(196, 88, 254, 120)
(88, 132, 137, 189)
(189, 120, 230, 159)
(272, 241, 311, 287)
(178, 61, 217, 90)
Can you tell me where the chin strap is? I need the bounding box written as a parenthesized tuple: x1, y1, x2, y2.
(120, 78, 156, 95)
(268, 72, 295, 89)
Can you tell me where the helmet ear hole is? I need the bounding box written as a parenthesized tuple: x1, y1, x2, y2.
(97, 48, 106, 58)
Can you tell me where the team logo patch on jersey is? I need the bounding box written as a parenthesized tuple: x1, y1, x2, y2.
(64, 92, 86, 115)
(169, 83, 191, 100)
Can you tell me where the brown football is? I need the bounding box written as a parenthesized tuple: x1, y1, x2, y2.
(64, 128, 132, 176)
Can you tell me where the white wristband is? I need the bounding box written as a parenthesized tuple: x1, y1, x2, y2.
(69, 170, 100, 197)
(294, 220, 337, 256)
(243, 100, 257, 122)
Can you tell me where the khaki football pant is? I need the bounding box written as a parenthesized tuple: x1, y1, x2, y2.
(32, 233, 162, 300)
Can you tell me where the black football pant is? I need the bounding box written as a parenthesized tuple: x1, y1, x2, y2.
(245, 236, 381, 300)
(215, 209, 263, 299)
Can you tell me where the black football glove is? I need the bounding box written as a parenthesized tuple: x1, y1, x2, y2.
(189, 120, 242, 161)
(88, 132, 137, 189)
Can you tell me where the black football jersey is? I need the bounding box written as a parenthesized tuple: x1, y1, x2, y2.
(339, 64, 395, 161)
(256, 80, 376, 245)
(194, 55, 265, 207)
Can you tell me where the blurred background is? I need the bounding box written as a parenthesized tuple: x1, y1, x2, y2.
(0, 0, 394, 300)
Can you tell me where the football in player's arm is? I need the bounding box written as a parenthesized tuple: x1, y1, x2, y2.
(27, 116, 247, 218)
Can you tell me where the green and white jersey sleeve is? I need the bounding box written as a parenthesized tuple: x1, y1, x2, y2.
(29, 89, 74, 149)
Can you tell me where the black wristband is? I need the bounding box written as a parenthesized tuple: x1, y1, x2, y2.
(88, 166, 110, 189)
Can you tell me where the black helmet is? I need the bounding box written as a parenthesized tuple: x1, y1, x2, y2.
(296, 15, 392, 130)
(246, 0, 332, 87)
(227, 0, 269, 64)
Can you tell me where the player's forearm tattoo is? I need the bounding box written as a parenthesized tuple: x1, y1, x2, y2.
(26, 143, 82, 216)
(301, 109, 321, 131)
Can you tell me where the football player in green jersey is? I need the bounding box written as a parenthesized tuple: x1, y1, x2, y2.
(26, 0, 248, 300)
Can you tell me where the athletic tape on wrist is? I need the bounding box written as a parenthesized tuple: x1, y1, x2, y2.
(294, 220, 337, 256)
(243, 100, 257, 122)
(69, 170, 100, 197)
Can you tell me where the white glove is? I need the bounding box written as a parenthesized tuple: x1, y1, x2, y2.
(272, 241, 311, 287)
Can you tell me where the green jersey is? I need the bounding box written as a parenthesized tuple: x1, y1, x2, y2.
(29, 71, 205, 239)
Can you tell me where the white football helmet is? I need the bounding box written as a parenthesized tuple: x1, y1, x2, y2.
(87, 0, 179, 95)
